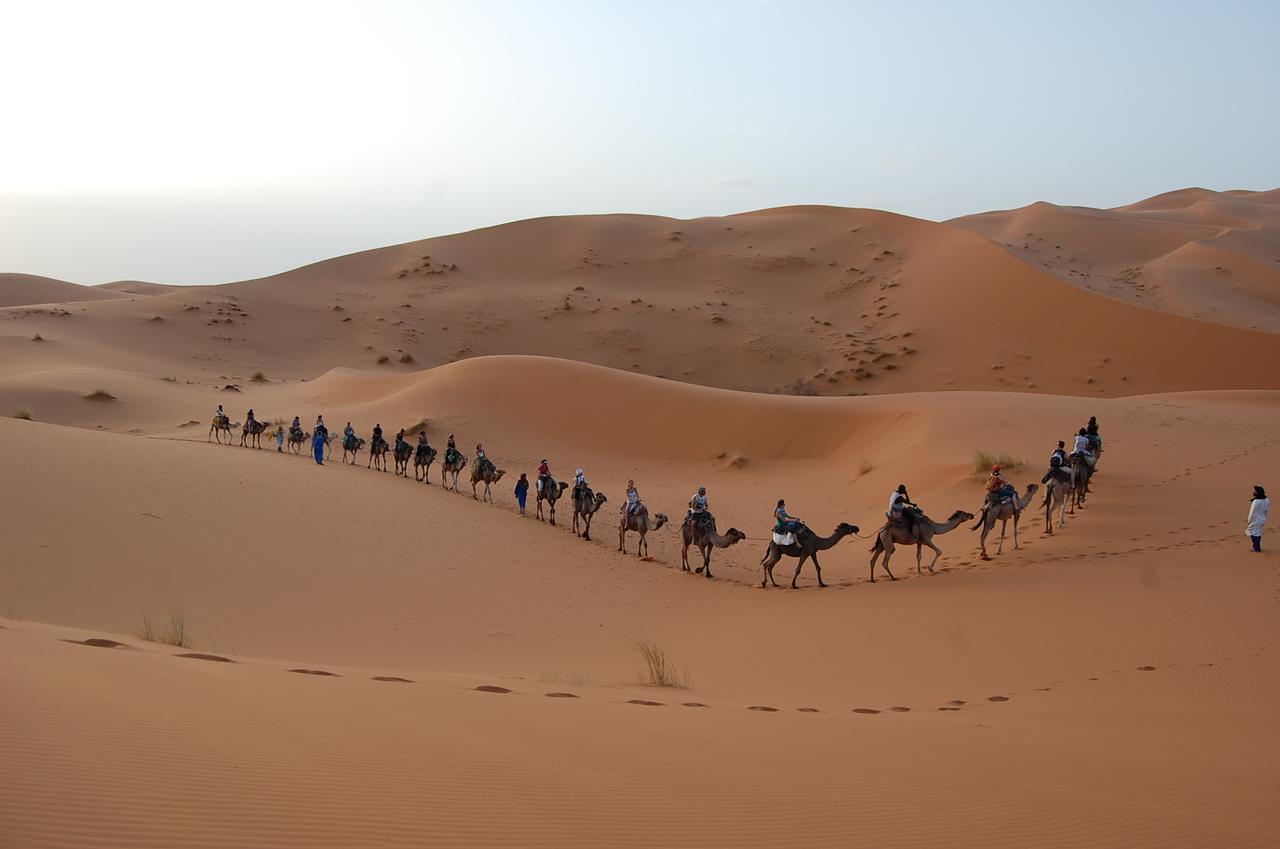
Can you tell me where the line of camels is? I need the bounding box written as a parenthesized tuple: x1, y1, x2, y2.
(209, 415, 1100, 589)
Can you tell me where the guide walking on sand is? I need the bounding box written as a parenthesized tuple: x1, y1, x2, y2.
(1247, 485, 1270, 552)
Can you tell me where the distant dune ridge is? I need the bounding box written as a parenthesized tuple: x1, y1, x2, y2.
(2, 187, 1280, 849)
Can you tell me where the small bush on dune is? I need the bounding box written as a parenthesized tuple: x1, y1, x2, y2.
(398, 352, 415, 364)
(11, 407, 34, 420)
(973, 451, 1023, 476)
(634, 639, 688, 688)
(250, 371, 267, 383)
(376, 354, 390, 365)
(82, 389, 117, 402)
(31, 333, 43, 342)
(140, 610, 192, 648)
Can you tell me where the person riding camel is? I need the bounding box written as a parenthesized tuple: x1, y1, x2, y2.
(215, 405, 227, 425)
(371, 423, 385, 452)
(290, 416, 302, 440)
(985, 464, 1018, 506)
(537, 459, 552, 494)
(1072, 428, 1097, 469)
(686, 486, 710, 527)
(1050, 440, 1068, 469)
(394, 428, 407, 453)
(246, 408, 256, 427)
(314, 416, 328, 440)
(774, 499, 802, 534)
(417, 430, 430, 448)
(573, 468, 589, 501)
(887, 484, 921, 536)
(343, 421, 356, 449)
(445, 434, 460, 466)
(475, 443, 491, 475)
(622, 480, 641, 519)
(1086, 416, 1101, 452)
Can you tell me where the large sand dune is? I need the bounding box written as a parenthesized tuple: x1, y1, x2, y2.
(3, 190, 1279, 848)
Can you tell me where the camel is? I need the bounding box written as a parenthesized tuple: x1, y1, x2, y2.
(208, 417, 237, 444)
(393, 441, 413, 477)
(972, 484, 1039, 558)
(1041, 467, 1073, 532)
(414, 444, 437, 482)
(680, 515, 746, 578)
(342, 434, 365, 465)
(536, 478, 569, 525)
(868, 510, 974, 583)
(571, 488, 608, 540)
(1070, 453, 1092, 511)
(368, 438, 389, 472)
(441, 451, 468, 491)
(619, 506, 668, 557)
(470, 463, 506, 502)
(239, 419, 268, 449)
(286, 429, 310, 455)
(760, 522, 860, 589)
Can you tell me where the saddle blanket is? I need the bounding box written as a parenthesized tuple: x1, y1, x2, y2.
(772, 532, 796, 546)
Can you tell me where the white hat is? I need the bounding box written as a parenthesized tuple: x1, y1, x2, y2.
(576, 468, 584, 475)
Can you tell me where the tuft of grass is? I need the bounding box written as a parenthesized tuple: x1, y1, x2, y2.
(633, 639, 688, 688)
(376, 354, 390, 365)
(858, 459, 875, 477)
(140, 609, 192, 647)
(31, 333, 44, 342)
(11, 406, 34, 420)
(250, 371, 267, 383)
(139, 612, 155, 642)
(973, 451, 1023, 476)
(398, 352, 415, 364)
(82, 389, 117, 402)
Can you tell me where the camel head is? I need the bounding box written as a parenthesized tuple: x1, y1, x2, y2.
(557, 481, 570, 494)
(1025, 484, 1040, 495)
(836, 522, 860, 536)
(492, 468, 506, 482)
(653, 512, 669, 529)
(724, 528, 747, 545)
(949, 510, 976, 522)
(593, 492, 608, 505)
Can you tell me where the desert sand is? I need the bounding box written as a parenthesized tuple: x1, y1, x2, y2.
(2, 188, 1278, 848)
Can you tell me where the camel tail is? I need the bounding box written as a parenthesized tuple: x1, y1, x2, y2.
(969, 513, 985, 532)
(869, 536, 883, 553)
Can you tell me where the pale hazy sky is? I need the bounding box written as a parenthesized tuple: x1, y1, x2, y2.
(3, 0, 1277, 284)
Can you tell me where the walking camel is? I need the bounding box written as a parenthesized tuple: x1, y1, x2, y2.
(441, 452, 468, 491)
(972, 484, 1039, 558)
(286, 429, 310, 455)
(1041, 467, 1073, 533)
(571, 489, 608, 540)
(867, 510, 973, 582)
(342, 434, 365, 465)
(208, 417, 237, 444)
(471, 464, 506, 502)
(1070, 454, 1092, 511)
(368, 439, 389, 472)
(240, 419, 269, 449)
(619, 507, 668, 557)
(414, 444, 437, 482)
(760, 522, 860, 589)
(536, 478, 570, 525)
(680, 517, 746, 578)
(393, 442, 413, 477)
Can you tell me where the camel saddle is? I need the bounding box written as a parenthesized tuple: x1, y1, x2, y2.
(445, 448, 461, 465)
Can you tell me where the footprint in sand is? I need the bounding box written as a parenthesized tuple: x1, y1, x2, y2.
(938, 706, 961, 711)
(176, 652, 234, 663)
(372, 676, 413, 683)
(289, 668, 340, 676)
(66, 638, 128, 649)
(987, 695, 1010, 702)
(627, 699, 663, 706)
(544, 692, 579, 699)
(747, 705, 779, 712)
(1137, 665, 1157, 672)
(681, 702, 708, 708)
(946, 699, 966, 706)
(889, 706, 911, 712)
(852, 708, 881, 715)
(797, 707, 820, 713)
(475, 685, 513, 694)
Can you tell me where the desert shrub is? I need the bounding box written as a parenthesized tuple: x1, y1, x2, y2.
(634, 639, 688, 688)
(974, 451, 1023, 476)
(82, 389, 117, 401)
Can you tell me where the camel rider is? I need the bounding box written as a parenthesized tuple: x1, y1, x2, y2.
(215, 405, 227, 425)
(445, 434, 459, 465)
(774, 500, 802, 534)
(476, 443, 491, 475)
(1050, 440, 1068, 469)
(573, 468, 589, 501)
(986, 465, 1017, 503)
(343, 422, 356, 447)
(315, 416, 327, 439)
(395, 429, 407, 453)
(623, 480, 641, 519)
(372, 424, 384, 451)
(888, 484, 921, 535)
(246, 408, 256, 427)
(290, 416, 302, 439)
(417, 430, 430, 449)
(1086, 416, 1101, 451)
(1073, 428, 1097, 469)
(537, 459, 551, 494)
(687, 486, 709, 527)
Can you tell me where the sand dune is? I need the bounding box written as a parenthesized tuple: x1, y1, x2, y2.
(4, 189, 1279, 848)
(950, 187, 1280, 331)
(0, 273, 128, 308)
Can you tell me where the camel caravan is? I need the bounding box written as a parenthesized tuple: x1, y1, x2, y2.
(207, 405, 1106, 587)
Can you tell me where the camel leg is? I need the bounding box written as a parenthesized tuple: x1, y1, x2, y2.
(760, 549, 778, 588)
(916, 542, 924, 575)
(702, 546, 713, 578)
(681, 542, 691, 572)
(790, 554, 809, 589)
(979, 521, 992, 559)
(638, 531, 646, 558)
(618, 524, 626, 553)
(996, 519, 1007, 555)
(924, 540, 943, 572)
(582, 513, 592, 541)
(1013, 513, 1021, 550)
(812, 553, 827, 589)
(881, 538, 898, 581)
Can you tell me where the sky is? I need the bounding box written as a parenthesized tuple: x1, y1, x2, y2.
(2, 0, 1278, 284)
